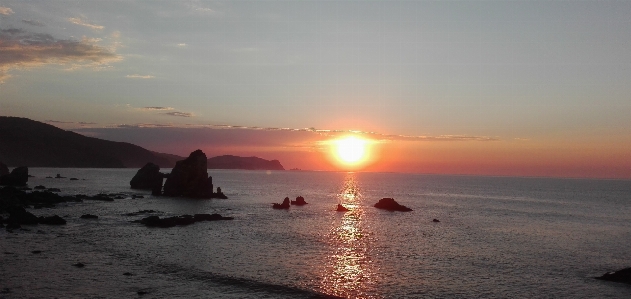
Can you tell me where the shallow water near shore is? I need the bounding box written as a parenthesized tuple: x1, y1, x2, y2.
(1, 168, 631, 298)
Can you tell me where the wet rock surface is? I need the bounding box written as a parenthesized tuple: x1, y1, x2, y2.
(133, 213, 233, 228)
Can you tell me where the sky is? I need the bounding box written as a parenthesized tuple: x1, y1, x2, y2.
(0, 0, 630, 178)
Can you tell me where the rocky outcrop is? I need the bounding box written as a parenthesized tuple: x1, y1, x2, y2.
(38, 215, 66, 225)
(0, 166, 28, 186)
(133, 213, 233, 228)
(163, 150, 214, 198)
(6, 206, 39, 225)
(291, 196, 308, 205)
(336, 204, 349, 212)
(130, 163, 164, 190)
(0, 162, 8, 176)
(596, 267, 631, 284)
(374, 198, 413, 212)
(273, 197, 291, 209)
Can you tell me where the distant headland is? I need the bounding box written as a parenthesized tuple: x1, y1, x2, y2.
(0, 117, 285, 170)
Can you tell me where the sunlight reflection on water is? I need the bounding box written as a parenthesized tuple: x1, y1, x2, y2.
(320, 173, 378, 299)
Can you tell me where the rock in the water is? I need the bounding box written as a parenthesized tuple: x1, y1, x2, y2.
(73, 262, 85, 268)
(130, 163, 164, 190)
(134, 213, 233, 228)
(374, 198, 413, 212)
(336, 204, 349, 212)
(34, 185, 46, 190)
(69, 178, 79, 181)
(163, 150, 214, 198)
(80, 214, 98, 219)
(433, 219, 440, 223)
(0, 166, 28, 186)
(39, 215, 66, 225)
(0, 162, 8, 176)
(6, 206, 39, 225)
(596, 267, 631, 284)
(273, 197, 291, 209)
(291, 196, 308, 205)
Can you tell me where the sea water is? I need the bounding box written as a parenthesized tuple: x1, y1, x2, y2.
(1, 169, 630, 298)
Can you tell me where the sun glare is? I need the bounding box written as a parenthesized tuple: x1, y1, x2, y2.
(334, 136, 368, 165)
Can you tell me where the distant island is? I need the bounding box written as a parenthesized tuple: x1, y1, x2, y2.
(0, 117, 284, 170)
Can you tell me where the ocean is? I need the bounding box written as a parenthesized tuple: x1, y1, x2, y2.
(1, 168, 630, 298)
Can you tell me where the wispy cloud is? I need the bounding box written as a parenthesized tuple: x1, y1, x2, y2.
(0, 29, 121, 83)
(22, 19, 45, 27)
(185, 1, 216, 14)
(142, 107, 174, 111)
(126, 74, 155, 79)
(67, 17, 104, 30)
(164, 112, 193, 117)
(0, 7, 14, 15)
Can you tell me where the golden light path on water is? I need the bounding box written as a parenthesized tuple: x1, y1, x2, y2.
(320, 173, 378, 299)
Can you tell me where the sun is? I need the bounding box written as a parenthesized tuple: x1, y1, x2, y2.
(334, 136, 368, 165)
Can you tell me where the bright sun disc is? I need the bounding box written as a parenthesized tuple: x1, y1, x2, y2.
(335, 136, 368, 164)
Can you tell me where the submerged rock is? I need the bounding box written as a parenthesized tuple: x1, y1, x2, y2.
(336, 204, 349, 212)
(0, 166, 28, 186)
(596, 267, 631, 284)
(130, 163, 164, 190)
(80, 214, 98, 219)
(133, 213, 233, 228)
(374, 198, 413, 212)
(273, 197, 291, 209)
(291, 196, 308, 205)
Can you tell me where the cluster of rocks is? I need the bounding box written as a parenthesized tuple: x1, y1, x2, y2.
(1, 206, 66, 230)
(273, 196, 308, 209)
(129, 150, 227, 199)
(132, 213, 233, 228)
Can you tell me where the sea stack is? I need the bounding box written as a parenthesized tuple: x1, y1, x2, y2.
(0, 166, 29, 186)
(162, 150, 214, 198)
(291, 196, 308, 205)
(130, 162, 164, 190)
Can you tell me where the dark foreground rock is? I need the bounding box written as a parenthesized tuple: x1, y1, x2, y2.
(38, 215, 66, 225)
(596, 267, 631, 284)
(336, 204, 349, 212)
(291, 196, 308, 205)
(6, 206, 39, 225)
(80, 214, 98, 219)
(162, 150, 223, 198)
(130, 163, 164, 190)
(374, 198, 413, 212)
(1, 186, 115, 212)
(0, 162, 9, 176)
(0, 166, 28, 186)
(133, 213, 233, 228)
(273, 197, 291, 209)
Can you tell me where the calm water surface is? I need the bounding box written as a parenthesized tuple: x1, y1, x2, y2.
(1, 168, 630, 298)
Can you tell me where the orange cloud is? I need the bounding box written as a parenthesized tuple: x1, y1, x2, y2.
(0, 29, 121, 82)
(67, 17, 104, 30)
(0, 7, 14, 15)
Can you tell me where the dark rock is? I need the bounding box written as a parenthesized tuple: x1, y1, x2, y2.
(134, 213, 233, 228)
(69, 178, 79, 181)
(123, 272, 133, 276)
(6, 206, 39, 225)
(73, 262, 85, 268)
(125, 210, 158, 216)
(0, 162, 9, 176)
(86, 194, 114, 201)
(0, 166, 29, 186)
(6, 223, 21, 230)
(137, 291, 148, 295)
(374, 198, 413, 212)
(132, 195, 144, 199)
(163, 150, 214, 198)
(39, 215, 66, 225)
(32, 250, 42, 254)
(47, 188, 61, 192)
(291, 196, 308, 205)
(596, 267, 631, 284)
(336, 204, 349, 212)
(433, 219, 440, 223)
(55, 174, 65, 178)
(214, 187, 227, 199)
(80, 214, 98, 219)
(34, 185, 46, 190)
(130, 163, 164, 190)
(45, 176, 53, 178)
(273, 197, 291, 209)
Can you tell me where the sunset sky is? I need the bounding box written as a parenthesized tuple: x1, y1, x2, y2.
(1, 1, 630, 178)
